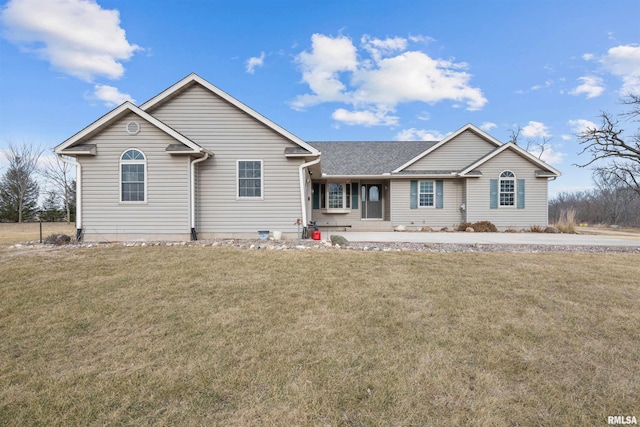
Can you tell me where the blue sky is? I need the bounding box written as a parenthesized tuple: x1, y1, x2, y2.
(1, 0, 639, 197)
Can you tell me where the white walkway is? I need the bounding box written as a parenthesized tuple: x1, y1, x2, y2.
(334, 231, 640, 247)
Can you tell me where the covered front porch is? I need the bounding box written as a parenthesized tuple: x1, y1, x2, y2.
(310, 179, 393, 231)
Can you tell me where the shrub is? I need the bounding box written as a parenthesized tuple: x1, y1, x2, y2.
(457, 222, 472, 231)
(457, 221, 497, 232)
(44, 234, 72, 245)
(471, 221, 498, 232)
(529, 225, 545, 233)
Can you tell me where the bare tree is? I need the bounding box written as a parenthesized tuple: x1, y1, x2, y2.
(576, 93, 640, 195)
(508, 125, 552, 160)
(40, 154, 75, 223)
(0, 143, 43, 222)
(549, 169, 640, 227)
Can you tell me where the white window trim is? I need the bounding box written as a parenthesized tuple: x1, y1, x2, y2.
(323, 181, 351, 213)
(499, 170, 516, 208)
(119, 148, 147, 204)
(418, 180, 435, 208)
(236, 159, 264, 200)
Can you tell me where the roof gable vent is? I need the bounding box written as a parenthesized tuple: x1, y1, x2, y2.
(126, 121, 141, 135)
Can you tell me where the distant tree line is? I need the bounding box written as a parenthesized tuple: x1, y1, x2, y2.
(549, 170, 640, 227)
(0, 143, 75, 223)
(556, 92, 640, 228)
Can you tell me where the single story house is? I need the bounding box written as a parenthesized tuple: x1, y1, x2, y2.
(55, 73, 561, 241)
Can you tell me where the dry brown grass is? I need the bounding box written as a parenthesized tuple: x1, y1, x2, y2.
(1, 245, 639, 426)
(0, 222, 76, 245)
(555, 208, 577, 233)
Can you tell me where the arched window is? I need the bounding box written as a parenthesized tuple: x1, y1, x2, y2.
(499, 170, 515, 206)
(120, 149, 146, 202)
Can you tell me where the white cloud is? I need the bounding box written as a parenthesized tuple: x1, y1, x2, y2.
(417, 111, 430, 121)
(600, 45, 640, 95)
(331, 108, 398, 126)
(395, 128, 444, 141)
(480, 122, 497, 131)
(521, 121, 550, 138)
(291, 33, 358, 109)
(90, 84, 135, 107)
(351, 51, 487, 109)
(292, 33, 487, 126)
(582, 53, 595, 61)
(570, 76, 605, 98)
(561, 134, 572, 141)
(568, 119, 597, 134)
(1, 0, 140, 82)
(529, 145, 566, 165)
(246, 52, 266, 74)
(408, 34, 435, 44)
(531, 80, 553, 91)
(361, 35, 407, 61)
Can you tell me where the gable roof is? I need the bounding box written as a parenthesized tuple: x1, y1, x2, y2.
(55, 102, 204, 154)
(140, 73, 320, 156)
(392, 123, 503, 173)
(309, 141, 437, 176)
(459, 142, 562, 177)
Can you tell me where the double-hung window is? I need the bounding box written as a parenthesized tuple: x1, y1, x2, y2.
(238, 160, 262, 198)
(419, 181, 434, 207)
(499, 170, 515, 206)
(120, 149, 146, 202)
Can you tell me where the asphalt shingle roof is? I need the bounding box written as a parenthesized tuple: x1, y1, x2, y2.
(309, 141, 438, 175)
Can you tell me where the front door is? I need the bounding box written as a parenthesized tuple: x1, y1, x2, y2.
(361, 184, 382, 219)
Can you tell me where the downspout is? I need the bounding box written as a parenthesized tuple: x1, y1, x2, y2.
(190, 152, 210, 240)
(298, 157, 321, 228)
(58, 154, 82, 241)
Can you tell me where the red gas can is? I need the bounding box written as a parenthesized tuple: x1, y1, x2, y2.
(312, 230, 322, 240)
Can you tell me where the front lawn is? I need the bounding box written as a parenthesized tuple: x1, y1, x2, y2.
(1, 245, 638, 425)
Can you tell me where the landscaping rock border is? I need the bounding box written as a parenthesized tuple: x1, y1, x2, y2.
(10, 238, 640, 254)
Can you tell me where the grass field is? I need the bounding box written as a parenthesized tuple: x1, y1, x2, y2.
(0, 222, 76, 244)
(1, 242, 638, 426)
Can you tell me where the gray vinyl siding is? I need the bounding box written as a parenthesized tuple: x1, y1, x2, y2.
(312, 208, 362, 226)
(405, 130, 498, 171)
(78, 113, 190, 237)
(466, 150, 549, 227)
(390, 179, 466, 227)
(150, 84, 304, 233)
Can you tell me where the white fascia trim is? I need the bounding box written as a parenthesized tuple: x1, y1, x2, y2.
(61, 149, 96, 155)
(392, 123, 503, 173)
(391, 174, 465, 179)
(55, 102, 202, 154)
(459, 142, 562, 177)
(285, 153, 321, 158)
(140, 73, 321, 156)
(320, 174, 391, 180)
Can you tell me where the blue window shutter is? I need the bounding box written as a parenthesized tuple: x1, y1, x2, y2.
(517, 179, 525, 209)
(435, 180, 444, 209)
(410, 180, 418, 209)
(312, 183, 320, 210)
(351, 182, 358, 209)
(490, 179, 498, 209)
